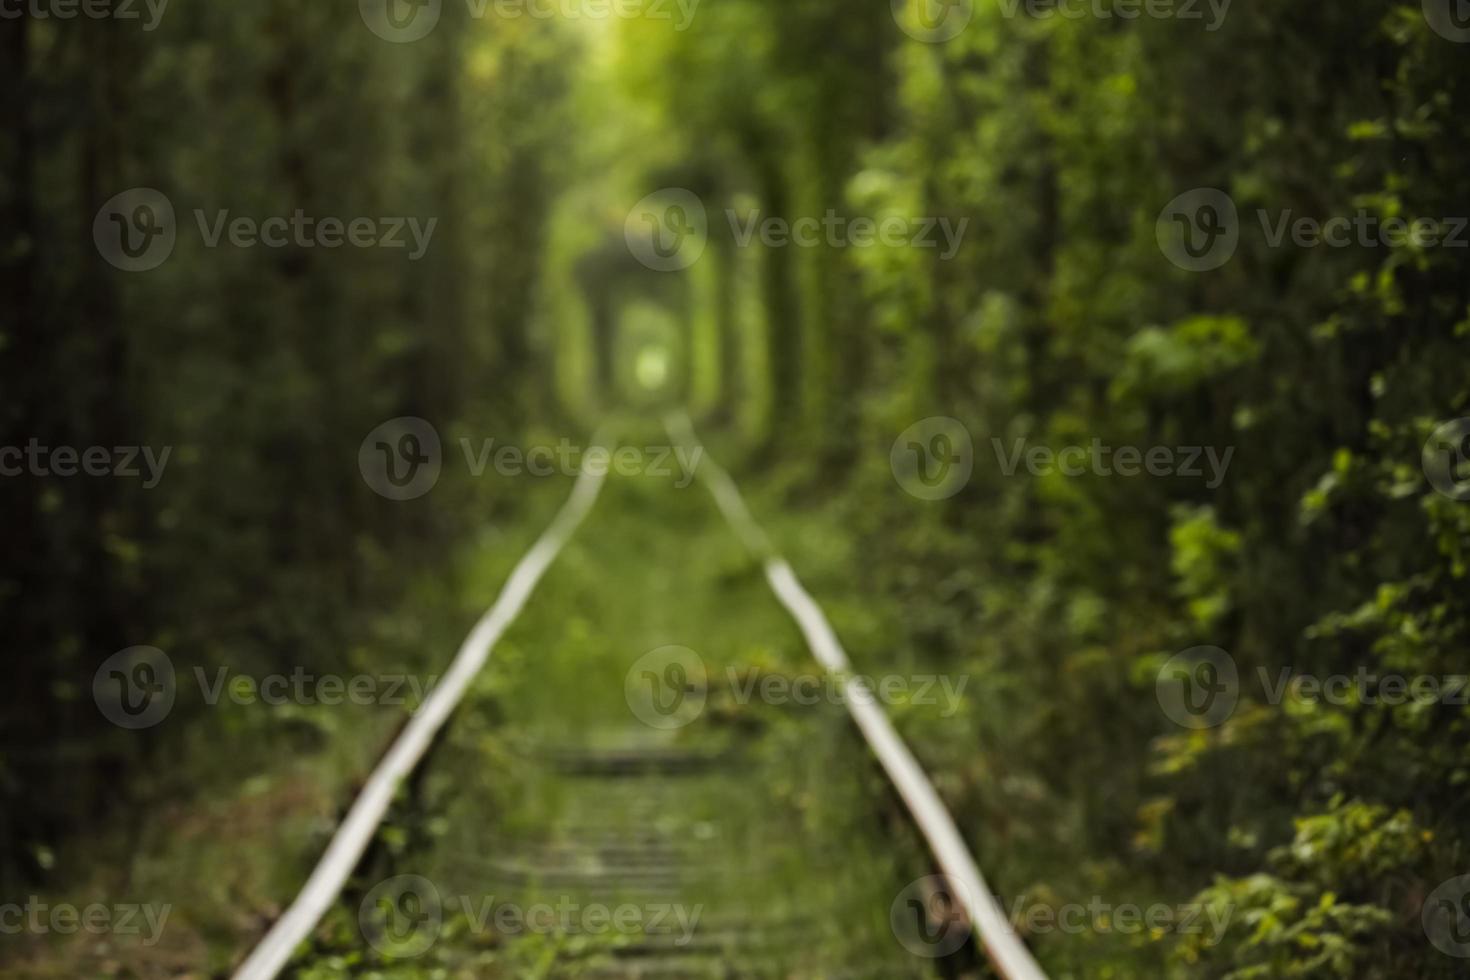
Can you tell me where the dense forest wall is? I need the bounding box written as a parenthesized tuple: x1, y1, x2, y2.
(614, 2, 1470, 974)
(0, 4, 575, 891)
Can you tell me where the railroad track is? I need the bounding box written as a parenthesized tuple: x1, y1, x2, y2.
(231, 419, 1047, 980)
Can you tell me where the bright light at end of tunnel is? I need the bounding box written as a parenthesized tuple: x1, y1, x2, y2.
(636, 347, 670, 391)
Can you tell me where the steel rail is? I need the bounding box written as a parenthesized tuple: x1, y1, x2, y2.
(231, 446, 609, 980)
(667, 412, 1048, 980)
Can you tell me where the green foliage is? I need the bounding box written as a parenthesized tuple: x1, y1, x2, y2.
(1176, 874, 1392, 979)
(4, 0, 1469, 976)
(1169, 506, 1242, 632)
(0, 3, 575, 892)
(1174, 800, 1428, 978)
